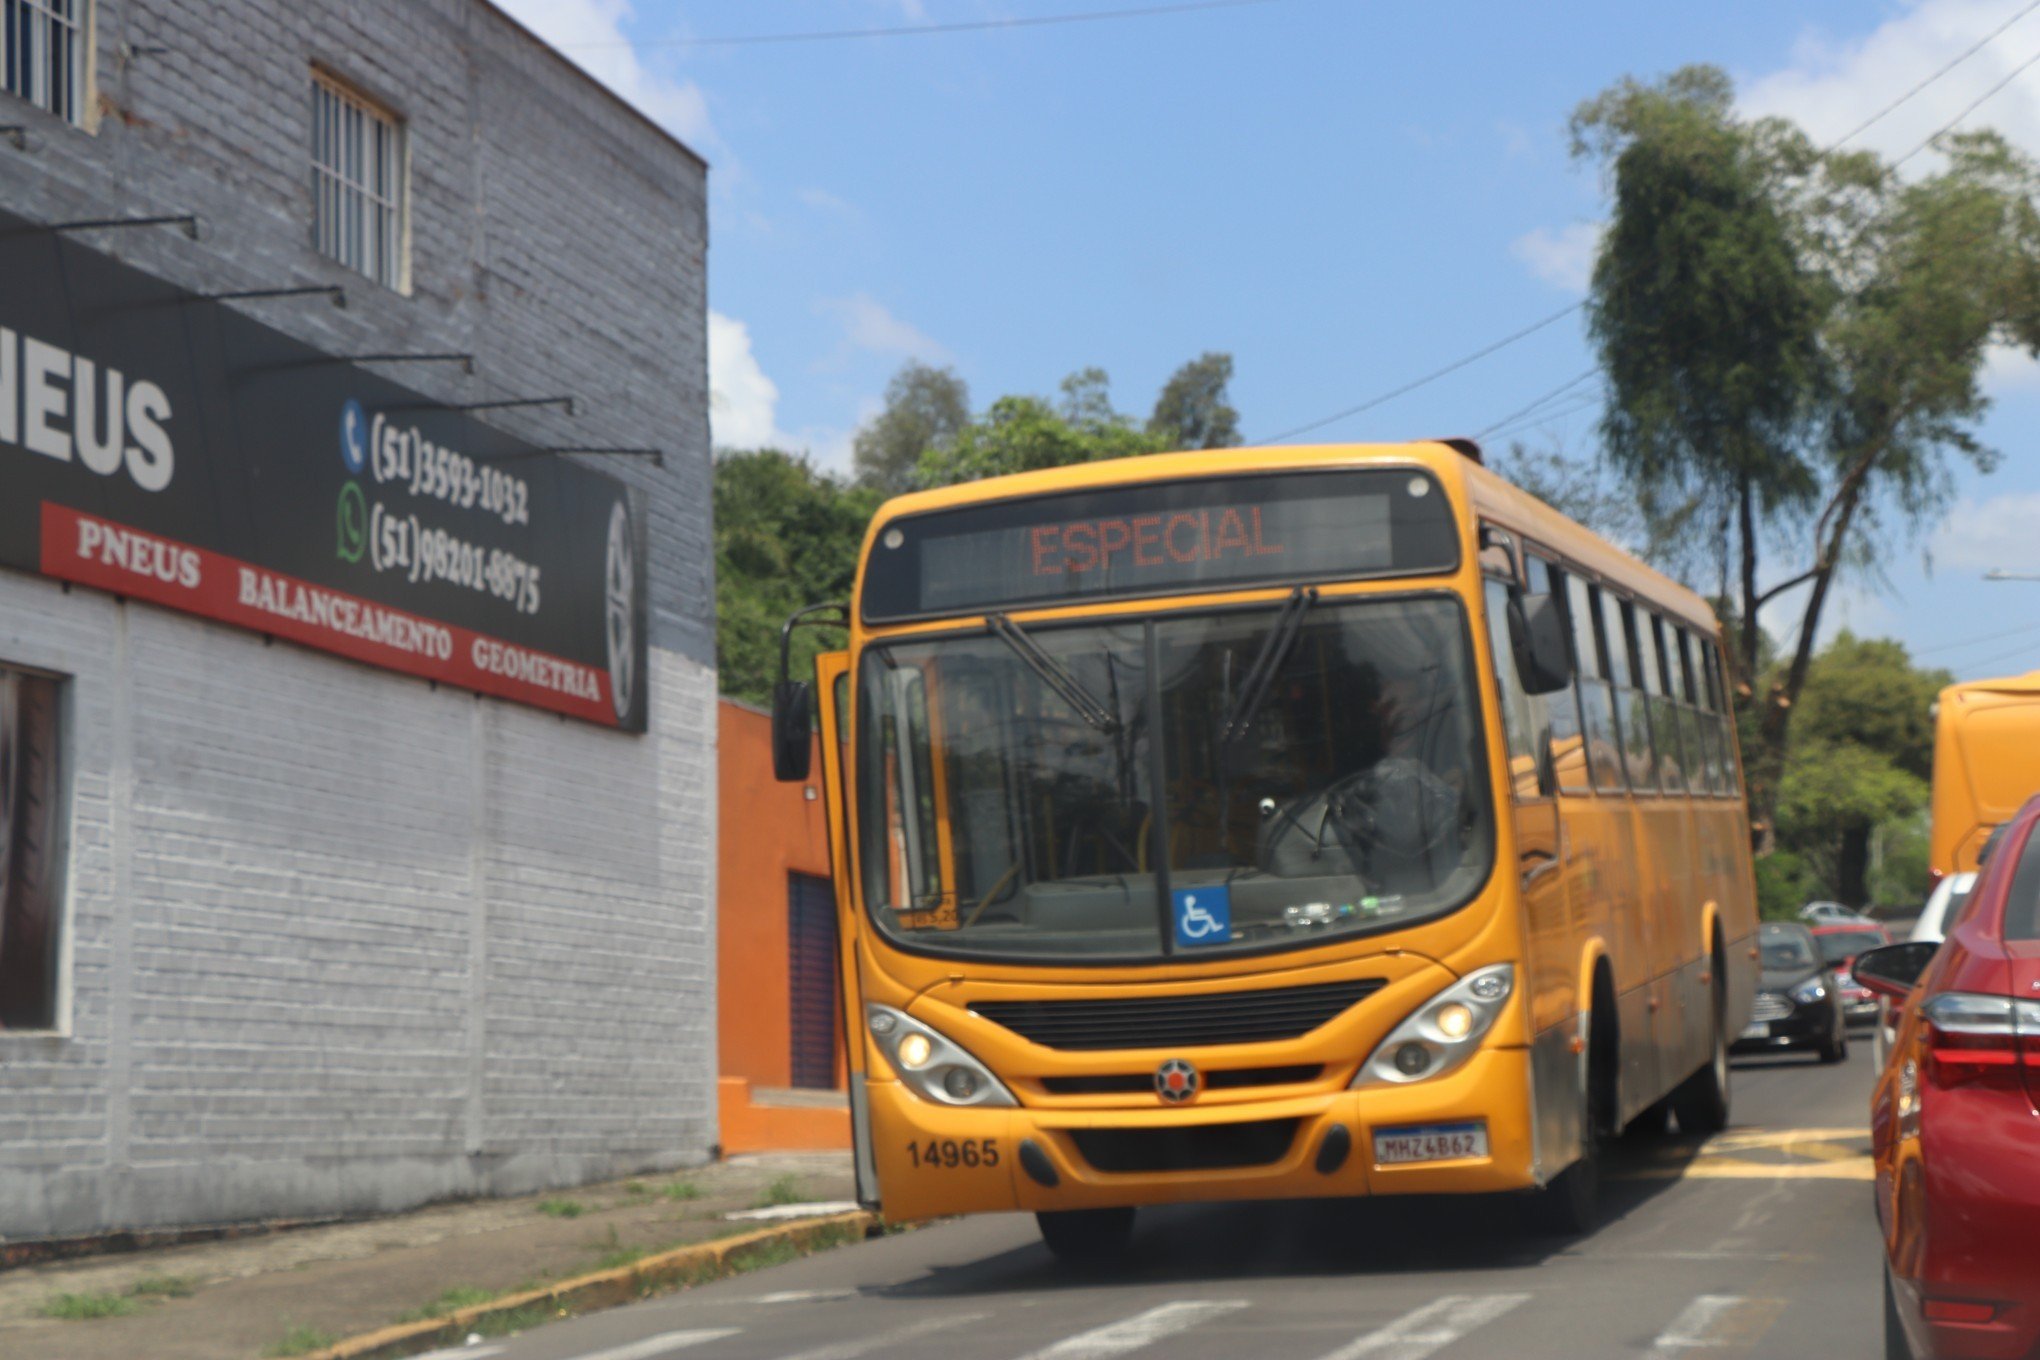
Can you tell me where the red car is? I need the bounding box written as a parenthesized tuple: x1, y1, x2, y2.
(1811, 921, 1892, 1027)
(1855, 793, 2040, 1360)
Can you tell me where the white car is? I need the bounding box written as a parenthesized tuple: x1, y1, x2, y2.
(1799, 900, 1870, 925)
(1910, 871, 1977, 944)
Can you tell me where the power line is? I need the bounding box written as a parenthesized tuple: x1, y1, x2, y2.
(1893, 39, 2040, 167)
(1259, 304, 1582, 443)
(1827, 0, 2040, 147)
(1912, 618, 2040, 657)
(1474, 366, 1599, 439)
(557, 0, 1288, 50)
(1267, 2, 2039, 447)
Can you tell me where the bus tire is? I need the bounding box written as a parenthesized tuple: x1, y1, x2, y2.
(1671, 960, 1731, 1136)
(1036, 1207, 1135, 1264)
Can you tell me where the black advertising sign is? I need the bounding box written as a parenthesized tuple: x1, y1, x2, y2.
(0, 207, 646, 731)
(860, 468, 1460, 622)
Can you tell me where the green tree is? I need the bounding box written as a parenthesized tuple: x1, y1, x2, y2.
(1148, 352, 1241, 449)
(1572, 65, 2040, 840)
(1770, 632, 1948, 905)
(714, 450, 878, 703)
(851, 361, 971, 495)
(917, 375, 1169, 488)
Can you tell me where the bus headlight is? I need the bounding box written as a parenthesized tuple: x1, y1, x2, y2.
(1353, 965, 1514, 1089)
(866, 1004, 1017, 1108)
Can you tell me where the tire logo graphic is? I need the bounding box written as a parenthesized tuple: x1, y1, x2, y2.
(604, 500, 636, 722)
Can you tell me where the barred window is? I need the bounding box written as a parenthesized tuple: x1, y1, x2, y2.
(0, 665, 66, 1032)
(311, 71, 406, 290)
(3, 0, 86, 125)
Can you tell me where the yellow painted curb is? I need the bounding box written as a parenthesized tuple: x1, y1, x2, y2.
(303, 1210, 877, 1360)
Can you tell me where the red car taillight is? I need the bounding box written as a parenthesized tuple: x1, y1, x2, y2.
(1921, 993, 2040, 1089)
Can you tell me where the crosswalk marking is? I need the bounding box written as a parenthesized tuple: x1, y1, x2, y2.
(1316, 1294, 1532, 1360)
(1016, 1299, 1251, 1359)
(777, 1311, 987, 1360)
(1647, 1295, 1785, 1354)
(747, 1288, 861, 1304)
(411, 1348, 506, 1360)
(564, 1328, 743, 1360)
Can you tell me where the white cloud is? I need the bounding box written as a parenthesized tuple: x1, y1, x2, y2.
(797, 187, 860, 218)
(1982, 342, 2040, 391)
(708, 311, 864, 473)
(1740, 0, 2040, 167)
(816, 293, 954, 365)
(492, 0, 718, 154)
(1496, 119, 1536, 159)
(1510, 222, 1602, 293)
(708, 311, 786, 449)
(1931, 490, 2040, 572)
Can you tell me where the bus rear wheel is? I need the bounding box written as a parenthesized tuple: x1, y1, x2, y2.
(1036, 1207, 1135, 1264)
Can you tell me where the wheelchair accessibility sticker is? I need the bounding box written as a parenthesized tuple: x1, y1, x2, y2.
(1172, 886, 1231, 947)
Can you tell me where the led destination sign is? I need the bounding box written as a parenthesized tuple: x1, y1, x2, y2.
(861, 469, 1459, 622)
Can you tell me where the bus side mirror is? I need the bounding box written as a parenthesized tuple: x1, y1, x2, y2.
(1508, 591, 1573, 696)
(772, 680, 814, 782)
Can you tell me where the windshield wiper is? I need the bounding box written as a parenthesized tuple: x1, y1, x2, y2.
(987, 614, 1122, 734)
(1219, 586, 1318, 747)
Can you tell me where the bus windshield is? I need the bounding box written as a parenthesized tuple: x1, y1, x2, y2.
(855, 595, 1494, 961)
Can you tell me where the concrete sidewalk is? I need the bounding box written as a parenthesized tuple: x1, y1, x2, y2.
(0, 1152, 856, 1360)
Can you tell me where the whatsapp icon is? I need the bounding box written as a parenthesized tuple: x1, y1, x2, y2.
(336, 482, 368, 564)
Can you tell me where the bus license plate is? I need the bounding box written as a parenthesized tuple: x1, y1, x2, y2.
(1373, 1122, 1487, 1165)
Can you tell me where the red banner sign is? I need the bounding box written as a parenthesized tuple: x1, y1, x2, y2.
(40, 503, 617, 726)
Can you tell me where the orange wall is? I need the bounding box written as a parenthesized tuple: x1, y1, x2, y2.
(717, 700, 837, 1090)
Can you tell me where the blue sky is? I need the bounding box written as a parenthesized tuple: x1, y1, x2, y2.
(502, 0, 2040, 680)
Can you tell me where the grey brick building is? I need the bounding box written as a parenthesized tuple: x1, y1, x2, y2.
(0, 0, 717, 1240)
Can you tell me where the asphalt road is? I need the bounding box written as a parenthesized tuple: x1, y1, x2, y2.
(454, 1047, 1881, 1360)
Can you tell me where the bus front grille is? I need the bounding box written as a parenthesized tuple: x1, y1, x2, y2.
(1040, 1064, 1322, 1095)
(1751, 992, 1794, 1022)
(971, 979, 1384, 1051)
(1067, 1119, 1300, 1173)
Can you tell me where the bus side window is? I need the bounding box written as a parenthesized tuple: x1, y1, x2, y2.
(1530, 555, 1588, 796)
(1702, 641, 1740, 796)
(1482, 578, 1540, 800)
(1647, 614, 1690, 794)
(1609, 599, 1659, 794)
(1572, 578, 1628, 795)
(1672, 626, 1716, 796)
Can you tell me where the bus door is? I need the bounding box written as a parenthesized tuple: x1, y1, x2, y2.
(814, 649, 879, 1209)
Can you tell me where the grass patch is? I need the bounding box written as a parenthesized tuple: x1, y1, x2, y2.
(588, 1225, 648, 1272)
(396, 1284, 500, 1322)
(536, 1197, 585, 1219)
(662, 1179, 703, 1202)
(39, 1291, 138, 1320)
(623, 1180, 652, 1197)
(127, 1274, 196, 1300)
(266, 1324, 338, 1357)
(468, 1301, 566, 1340)
(753, 1175, 806, 1208)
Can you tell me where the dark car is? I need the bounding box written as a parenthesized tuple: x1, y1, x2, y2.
(1811, 921, 1891, 1028)
(1732, 921, 1848, 1062)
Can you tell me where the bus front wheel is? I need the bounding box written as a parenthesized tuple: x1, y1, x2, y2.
(1671, 969, 1731, 1135)
(1036, 1207, 1135, 1264)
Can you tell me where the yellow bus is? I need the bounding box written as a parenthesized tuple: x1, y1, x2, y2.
(771, 440, 1758, 1256)
(1929, 671, 2040, 877)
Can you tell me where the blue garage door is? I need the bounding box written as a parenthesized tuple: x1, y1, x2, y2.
(787, 872, 840, 1089)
